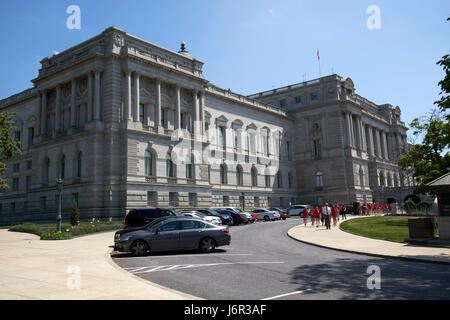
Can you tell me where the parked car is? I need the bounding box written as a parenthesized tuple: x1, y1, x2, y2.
(114, 217, 231, 256)
(124, 208, 183, 228)
(181, 210, 222, 225)
(269, 207, 289, 220)
(286, 205, 311, 216)
(115, 216, 183, 242)
(211, 207, 255, 223)
(196, 209, 233, 225)
(213, 208, 249, 225)
(251, 209, 281, 221)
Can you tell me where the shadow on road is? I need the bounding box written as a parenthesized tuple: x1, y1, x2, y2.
(289, 257, 450, 299)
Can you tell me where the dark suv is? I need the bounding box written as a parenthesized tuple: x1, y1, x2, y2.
(124, 208, 182, 228)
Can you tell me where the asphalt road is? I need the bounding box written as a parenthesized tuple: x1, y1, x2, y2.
(112, 217, 450, 300)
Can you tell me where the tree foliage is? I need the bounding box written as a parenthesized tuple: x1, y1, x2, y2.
(0, 112, 21, 189)
(398, 24, 450, 194)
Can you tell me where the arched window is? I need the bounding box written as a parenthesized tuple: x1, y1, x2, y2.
(288, 172, 293, 189)
(43, 158, 50, 184)
(236, 165, 243, 186)
(276, 171, 282, 188)
(76, 152, 82, 178)
(186, 154, 193, 179)
(220, 164, 227, 184)
(60, 155, 65, 180)
(251, 167, 258, 187)
(265, 174, 270, 187)
(145, 150, 153, 176)
(359, 167, 364, 187)
(315, 171, 323, 187)
(379, 171, 385, 187)
(166, 153, 174, 177)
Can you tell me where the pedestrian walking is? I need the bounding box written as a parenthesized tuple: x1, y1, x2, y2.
(340, 204, 347, 220)
(362, 203, 366, 216)
(318, 206, 324, 226)
(331, 204, 338, 227)
(301, 208, 308, 226)
(323, 203, 331, 230)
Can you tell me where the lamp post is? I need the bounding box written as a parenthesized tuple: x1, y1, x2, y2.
(56, 179, 63, 233)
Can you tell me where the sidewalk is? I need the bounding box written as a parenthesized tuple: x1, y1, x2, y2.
(0, 229, 200, 300)
(287, 216, 450, 265)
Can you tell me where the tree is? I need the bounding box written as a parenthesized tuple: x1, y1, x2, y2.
(435, 17, 450, 121)
(0, 112, 21, 189)
(398, 113, 450, 194)
(398, 16, 450, 195)
(70, 201, 79, 226)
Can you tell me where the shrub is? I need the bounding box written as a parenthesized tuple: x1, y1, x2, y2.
(70, 201, 79, 227)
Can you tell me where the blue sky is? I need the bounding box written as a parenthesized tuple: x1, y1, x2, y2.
(0, 0, 449, 132)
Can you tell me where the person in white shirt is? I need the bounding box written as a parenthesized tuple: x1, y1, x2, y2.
(322, 203, 331, 230)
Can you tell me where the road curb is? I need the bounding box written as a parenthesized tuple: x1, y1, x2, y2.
(286, 228, 450, 266)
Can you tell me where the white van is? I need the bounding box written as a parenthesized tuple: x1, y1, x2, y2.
(286, 205, 311, 216)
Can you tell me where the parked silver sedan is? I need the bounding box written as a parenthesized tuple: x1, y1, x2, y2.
(114, 217, 231, 256)
(251, 209, 281, 221)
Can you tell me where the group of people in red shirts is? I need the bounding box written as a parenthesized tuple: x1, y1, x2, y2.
(300, 202, 393, 228)
(356, 203, 392, 216)
(301, 204, 348, 228)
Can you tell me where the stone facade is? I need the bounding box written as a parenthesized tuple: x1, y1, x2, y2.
(0, 26, 414, 224)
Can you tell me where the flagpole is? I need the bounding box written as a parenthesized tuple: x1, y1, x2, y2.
(317, 49, 321, 77)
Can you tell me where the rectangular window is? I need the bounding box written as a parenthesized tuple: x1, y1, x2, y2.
(26, 160, 32, 170)
(40, 197, 46, 210)
(147, 191, 157, 206)
(13, 163, 20, 173)
(280, 99, 286, 107)
(28, 127, 35, 147)
(161, 109, 166, 128)
(286, 141, 292, 160)
(10, 203, 16, 215)
(15, 131, 21, 149)
(188, 193, 197, 207)
(254, 196, 260, 207)
(223, 196, 230, 207)
(314, 140, 322, 160)
(295, 96, 302, 104)
(218, 126, 226, 149)
(169, 192, 178, 207)
(139, 103, 145, 124)
(24, 201, 28, 214)
(12, 178, 19, 191)
(311, 93, 319, 101)
(181, 113, 186, 129)
(26, 176, 31, 191)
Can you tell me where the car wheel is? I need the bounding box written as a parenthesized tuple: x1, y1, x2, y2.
(199, 237, 216, 253)
(264, 215, 270, 222)
(130, 240, 149, 257)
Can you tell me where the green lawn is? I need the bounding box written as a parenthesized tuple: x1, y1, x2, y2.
(8, 221, 125, 240)
(340, 216, 410, 242)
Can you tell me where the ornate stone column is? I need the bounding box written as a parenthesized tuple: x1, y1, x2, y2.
(199, 91, 205, 135)
(125, 70, 132, 121)
(71, 78, 77, 127)
(175, 84, 181, 130)
(41, 89, 47, 136)
(367, 125, 375, 156)
(155, 78, 162, 130)
(54, 84, 61, 135)
(94, 70, 101, 120)
(360, 119, 367, 152)
(133, 72, 140, 122)
(193, 90, 200, 136)
(375, 128, 382, 158)
(382, 131, 389, 160)
(87, 72, 93, 122)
